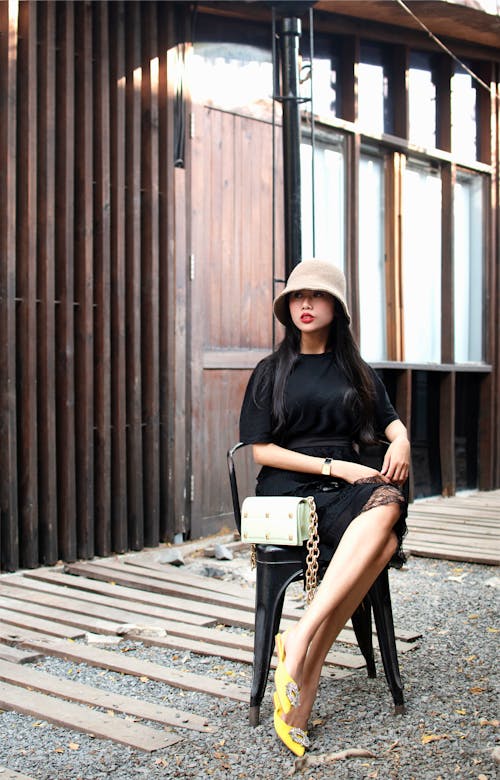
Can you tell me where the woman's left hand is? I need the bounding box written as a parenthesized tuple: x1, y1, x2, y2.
(381, 433, 410, 486)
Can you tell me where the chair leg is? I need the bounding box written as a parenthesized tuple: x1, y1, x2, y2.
(249, 558, 302, 726)
(351, 598, 376, 678)
(369, 568, 405, 714)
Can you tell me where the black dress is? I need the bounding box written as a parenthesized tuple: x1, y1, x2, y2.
(239, 352, 407, 567)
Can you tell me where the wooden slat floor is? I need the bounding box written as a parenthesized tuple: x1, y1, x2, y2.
(406, 489, 500, 566)
(0, 551, 421, 753)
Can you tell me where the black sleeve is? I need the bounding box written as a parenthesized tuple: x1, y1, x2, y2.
(371, 369, 399, 435)
(239, 360, 274, 444)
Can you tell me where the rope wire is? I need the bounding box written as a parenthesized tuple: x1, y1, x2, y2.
(394, 0, 498, 96)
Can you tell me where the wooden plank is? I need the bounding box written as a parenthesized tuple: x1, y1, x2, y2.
(0, 660, 212, 733)
(0, 768, 36, 780)
(0, 582, 211, 632)
(405, 543, 499, 566)
(69, 559, 255, 608)
(8, 634, 250, 702)
(125, 0, 144, 550)
(0, 594, 121, 635)
(140, 2, 160, 548)
(0, 572, 215, 634)
(92, 0, 112, 557)
(16, 0, 39, 568)
(0, 604, 86, 639)
(124, 630, 361, 674)
(0, 681, 180, 752)
(21, 566, 420, 643)
(74, 0, 94, 560)
(36, 0, 58, 566)
(108, 0, 128, 553)
(63, 562, 256, 627)
(55, 0, 77, 562)
(0, 0, 20, 571)
(0, 647, 42, 665)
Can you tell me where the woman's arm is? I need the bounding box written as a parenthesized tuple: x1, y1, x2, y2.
(381, 419, 411, 485)
(251, 443, 391, 484)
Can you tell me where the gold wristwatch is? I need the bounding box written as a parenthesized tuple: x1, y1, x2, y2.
(321, 457, 333, 476)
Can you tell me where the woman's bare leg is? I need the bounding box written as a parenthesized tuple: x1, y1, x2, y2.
(276, 502, 401, 730)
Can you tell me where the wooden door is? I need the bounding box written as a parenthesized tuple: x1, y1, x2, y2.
(189, 104, 284, 539)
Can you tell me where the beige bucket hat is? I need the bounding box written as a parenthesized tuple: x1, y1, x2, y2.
(273, 259, 351, 325)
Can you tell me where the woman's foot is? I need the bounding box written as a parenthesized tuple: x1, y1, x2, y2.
(273, 692, 310, 757)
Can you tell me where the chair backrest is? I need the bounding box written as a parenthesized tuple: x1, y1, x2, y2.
(227, 442, 246, 533)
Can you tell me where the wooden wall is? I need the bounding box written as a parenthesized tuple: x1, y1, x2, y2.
(0, 0, 186, 571)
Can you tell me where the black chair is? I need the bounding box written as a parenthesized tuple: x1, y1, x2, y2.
(227, 441, 406, 726)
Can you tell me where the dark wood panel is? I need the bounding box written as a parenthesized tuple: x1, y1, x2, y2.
(125, 1, 144, 550)
(16, 0, 39, 568)
(93, 0, 112, 556)
(109, 0, 128, 553)
(36, 0, 58, 565)
(54, 0, 77, 562)
(157, 5, 173, 541)
(0, 0, 20, 571)
(74, 1, 95, 560)
(140, 2, 160, 546)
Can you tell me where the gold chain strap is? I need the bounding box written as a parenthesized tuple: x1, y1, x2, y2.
(304, 495, 320, 604)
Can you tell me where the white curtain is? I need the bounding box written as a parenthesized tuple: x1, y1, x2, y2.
(454, 174, 484, 362)
(359, 154, 387, 361)
(301, 141, 345, 268)
(402, 163, 442, 363)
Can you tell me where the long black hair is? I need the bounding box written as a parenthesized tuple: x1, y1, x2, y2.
(252, 297, 378, 444)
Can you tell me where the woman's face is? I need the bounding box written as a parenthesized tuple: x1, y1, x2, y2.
(288, 289, 335, 334)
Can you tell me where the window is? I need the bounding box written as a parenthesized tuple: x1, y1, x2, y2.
(190, 42, 275, 121)
(454, 172, 484, 362)
(402, 161, 442, 363)
(451, 65, 477, 160)
(300, 136, 345, 267)
(359, 153, 387, 361)
(299, 52, 340, 119)
(408, 51, 436, 149)
(358, 43, 390, 135)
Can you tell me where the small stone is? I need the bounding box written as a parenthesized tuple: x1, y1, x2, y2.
(492, 745, 500, 764)
(214, 544, 233, 561)
(158, 548, 185, 566)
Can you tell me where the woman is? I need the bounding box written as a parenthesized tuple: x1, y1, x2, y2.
(239, 259, 410, 757)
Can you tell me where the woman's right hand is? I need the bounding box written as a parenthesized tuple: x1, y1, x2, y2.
(332, 460, 391, 484)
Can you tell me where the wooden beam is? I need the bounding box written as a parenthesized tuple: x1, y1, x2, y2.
(55, 0, 77, 562)
(140, 2, 160, 547)
(92, 0, 112, 557)
(74, 0, 95, 560)
(125, 0, 144, 550)
(109, 0, 128, 553)
(16, 0, 39, 568)
(0, 0, 20, 572)
(36, 0, 58, 565)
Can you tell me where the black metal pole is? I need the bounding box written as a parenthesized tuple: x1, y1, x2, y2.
(279, 17, 302, 276)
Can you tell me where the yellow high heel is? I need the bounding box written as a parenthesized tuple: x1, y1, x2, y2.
(274, 631, 300, 713)
(273, 692, 310, 757)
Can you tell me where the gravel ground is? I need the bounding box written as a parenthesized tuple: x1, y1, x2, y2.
(0, 553, 498, 780)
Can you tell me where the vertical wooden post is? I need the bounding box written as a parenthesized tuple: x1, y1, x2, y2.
(109, 0, 128, 552)
(74, 0, 94, 560)
(125, 0, 144, 550)
(93, 0, 112, 556)
(0, 0, 19, 571)
(37, 0, 58, 564)
(55, 0, 77, 562)
(140, 2, 160, 547)
(16, 0, 39, 567)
